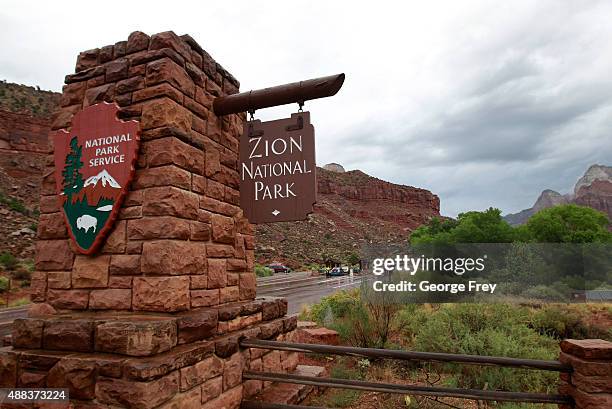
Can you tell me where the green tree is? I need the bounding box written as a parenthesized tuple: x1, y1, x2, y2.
(62, 136, 84, 198)
(411, 208, 515, 244)
(525, 204, 612, 243)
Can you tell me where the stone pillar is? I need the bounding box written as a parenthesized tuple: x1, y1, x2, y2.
(0, 31, 298, 409)
(559, 339, 612, 409)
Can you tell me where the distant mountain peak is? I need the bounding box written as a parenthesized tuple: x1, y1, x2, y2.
(84, 169, 120, 189)
(504, 163, 611, 226)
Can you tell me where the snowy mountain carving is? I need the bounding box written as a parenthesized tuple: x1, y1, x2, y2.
(84, 169, 121, 188)
(72, 169, 122, 206)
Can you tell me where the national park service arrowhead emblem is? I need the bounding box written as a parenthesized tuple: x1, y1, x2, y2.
(53, 102, 139, 254)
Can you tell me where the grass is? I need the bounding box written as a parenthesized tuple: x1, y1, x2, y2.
(9, 297, 30, 307)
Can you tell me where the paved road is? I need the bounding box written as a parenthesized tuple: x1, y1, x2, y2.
(0, 271, 364, 337)
(257, 271, 365, 314)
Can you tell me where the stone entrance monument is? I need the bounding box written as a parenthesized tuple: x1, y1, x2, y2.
(0, 31, 298, 408)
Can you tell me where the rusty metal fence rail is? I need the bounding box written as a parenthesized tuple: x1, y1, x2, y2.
(239, 338, 573, 408)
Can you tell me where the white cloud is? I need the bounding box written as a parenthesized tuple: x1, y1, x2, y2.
(1, 0, 611, 216)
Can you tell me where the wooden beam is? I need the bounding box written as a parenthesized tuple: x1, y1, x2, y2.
(213, 73, 345, 116)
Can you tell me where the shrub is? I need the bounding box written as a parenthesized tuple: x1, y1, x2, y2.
(9, 298, 30, 307)
(0, 252, 18, 271)
(0, 276, 9, 292)
(407, 304, 559, 393)
(254, 264, 273, 277)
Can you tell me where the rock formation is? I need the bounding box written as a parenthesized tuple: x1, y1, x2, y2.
(256, 166, 440, 267)
(504, 164, 612, 226)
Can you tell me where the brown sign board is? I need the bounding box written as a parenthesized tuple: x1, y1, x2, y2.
(240, 112, 316, 223)
(52, 102, 139, 254)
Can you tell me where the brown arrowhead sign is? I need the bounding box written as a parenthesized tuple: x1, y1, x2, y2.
(53, 102, 139, 255)
(240, 112, 316, 223)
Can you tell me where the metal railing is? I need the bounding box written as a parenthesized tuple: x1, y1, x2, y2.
(240, 338, 573, 408)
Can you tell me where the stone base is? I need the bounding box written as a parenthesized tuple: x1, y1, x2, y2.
(0, 297, 298, 408)
(245, 365, 327, 406)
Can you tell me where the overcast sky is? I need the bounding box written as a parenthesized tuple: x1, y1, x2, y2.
(2, 0, 611, 216)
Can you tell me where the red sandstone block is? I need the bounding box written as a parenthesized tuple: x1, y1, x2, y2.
(199, 196, 239, 217)
(116, 75, 145, 94)
(0, 350, 18, 387)
(35, 240, 74, 270)
(101, 219, 127, 253)
(108, 276, 132, 289)
(96, 371, 179, 408)
(39, 195, 60, 214)
(145, 137, 205, 174)
(185, 63, 205, 88)
(47, 271, 71, 289)
(571, 371, 612, 393)
(72, 255, 109, 288)
(119, 206, 142, 219)
(201, 385, 242, 409)
(141, 97, 192, 131)
(30, 271, 47, 302)
(87, 74, 105, 88)
(134, 165, 191, 190)
(95, 319, 177, 356)
(109, 254, 141, 275)
(17, 370, 45, 388)
(126, 31, 150, 54)
(83, 83, 115, 107)
(105, 58, 128, 82)
(89, 289, 131, 310)
(239, 273, 257, 301)
(206, 179, 225, 201)
(146, 58, 195, 97)
(190, 289, 219, 308)
(190, 274, 208, 290)
(195, 86, 214, 110)
(150, 31, 193, 63)
(227, 273, 239, 286)
(560, 352, 612, 376)
(561, 339, 612, 360)
(201, 376, 223, 403)
(184, 95, 208, 119)
(223, 352, 243, 391)
(133, 82, 184, 105)
(99, 44, 114, 63)
(47, 289, 89, 310)
(177, 310, 218, 344)
(142, 240, 206, 275)
(12, 319, 43, 349)
(127, 241, 143, 254)
(37, 213, 68, 239)
(60, 81, 86, 107)
(47, 357, 97, 399)
(190, 221, 211, 241)
(158, 387, 201, 409)
(260, 320, 283, 340)
(143, 186, 199, 219)
(207, 244, 235, 258)
(75, 48, 99, 72)
(133, 276, 190, 312)
(43, 319, 93, 352)
(207, 259, 227, 289)
(180, 355, 223, 391)
(220, 286, 240, 304)
(128, 216, 191, 240)
(262, 350, 281, 373)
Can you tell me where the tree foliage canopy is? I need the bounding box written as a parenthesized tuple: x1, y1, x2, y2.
(411, 205, 612, 244)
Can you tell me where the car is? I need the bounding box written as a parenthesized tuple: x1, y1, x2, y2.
(326, 267, 348, 277)
(268, 263, 291, 274)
